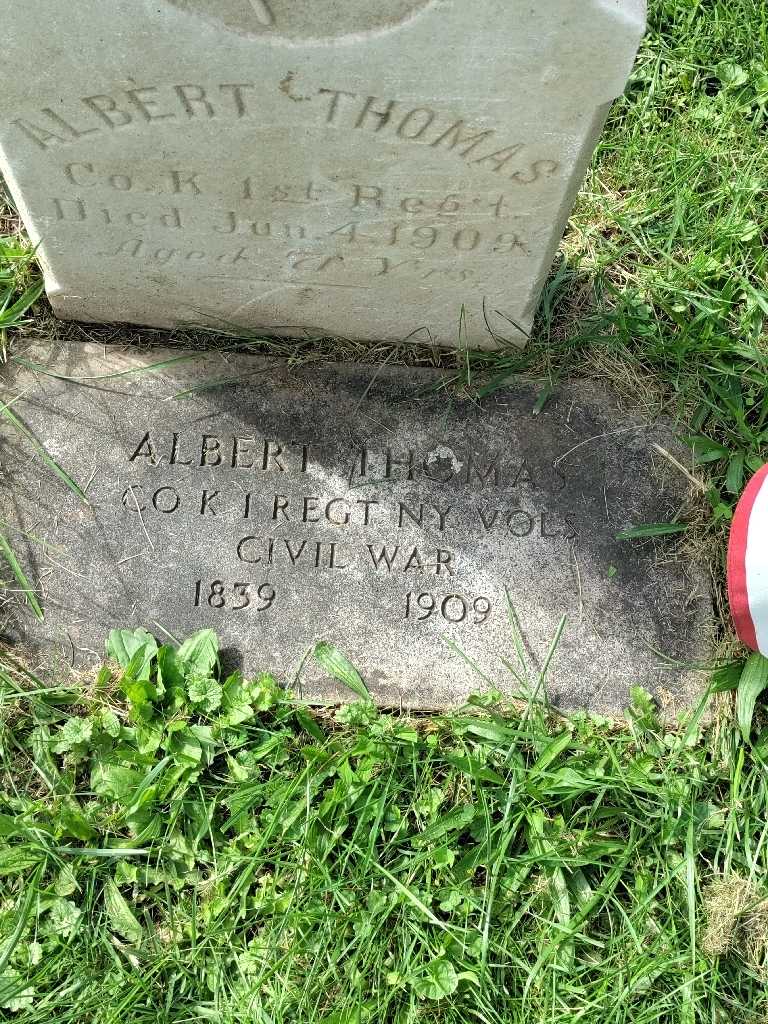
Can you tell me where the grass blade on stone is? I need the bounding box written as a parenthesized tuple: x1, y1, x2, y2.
(0, 532, 43, 621)
(0, 649, 48, 691)
(313, 641, 370, 700)
(0, 389, 30, 417)
(616, 522, 689, 540)
(0, 405, 89, 503)
(11, 351, 205, 382)
(531, 613, 566, 704)
(0, 516, 67, 557)
(445, 637, 501, 690)
(168, 368, 268, 400)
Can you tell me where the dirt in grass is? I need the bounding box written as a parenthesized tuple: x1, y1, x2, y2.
(702, 874, 768, 975)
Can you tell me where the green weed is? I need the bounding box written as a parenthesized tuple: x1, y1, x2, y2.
(0, 628, 767, 1023)
(0, 237, 41, 350)
(0, 232, 45, 621)
(458, 0, 768, 533)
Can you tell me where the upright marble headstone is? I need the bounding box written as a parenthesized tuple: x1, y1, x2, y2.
(1, 339, 712, 714)
(0, 1, 645, 348)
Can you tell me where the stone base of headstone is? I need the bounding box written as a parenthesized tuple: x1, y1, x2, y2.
(1, 338, 712, 715)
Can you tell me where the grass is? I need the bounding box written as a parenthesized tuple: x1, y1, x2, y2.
(0, 237, 40, 355)
(0, 627, 767, 1024)
(2, 0, 768, 1020)
(465, 0, 768, 525)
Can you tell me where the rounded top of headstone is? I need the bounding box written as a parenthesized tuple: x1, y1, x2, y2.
(164, 0, 436, 43)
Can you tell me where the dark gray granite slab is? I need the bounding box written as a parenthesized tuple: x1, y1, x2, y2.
(0, 340, 712, 713)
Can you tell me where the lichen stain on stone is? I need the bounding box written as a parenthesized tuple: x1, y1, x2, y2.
(424, 445, 464, 478)
(279, 71, 311, 102)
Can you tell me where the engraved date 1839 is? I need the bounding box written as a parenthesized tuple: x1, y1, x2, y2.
(194, 579, 276, 610)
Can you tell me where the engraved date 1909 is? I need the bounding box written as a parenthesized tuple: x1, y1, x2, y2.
(194, 579, 276, 611)
(405, 592, 492, 624)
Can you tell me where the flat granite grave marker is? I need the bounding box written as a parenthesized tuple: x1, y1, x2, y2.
(1, 341, 712, 713)
(0, 0, 644, 348)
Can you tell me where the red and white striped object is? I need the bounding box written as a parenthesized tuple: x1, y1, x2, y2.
(728, 464, 768, 654)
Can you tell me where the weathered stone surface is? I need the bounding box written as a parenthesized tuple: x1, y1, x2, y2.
(0, 0, 644, 348)
(1, 339, 712, 713)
